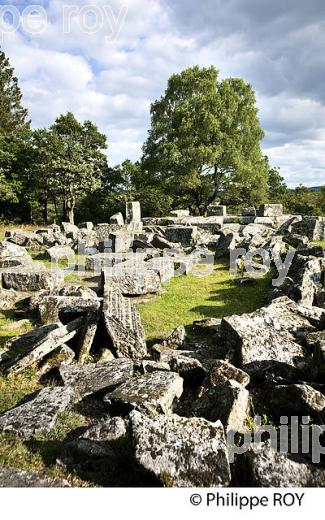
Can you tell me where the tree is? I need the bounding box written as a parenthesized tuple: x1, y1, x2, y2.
(142, 66, 269, 214)
(0, 48, 29, 133)
(267, 164, 290, 202)
(33, 113, 108, 223)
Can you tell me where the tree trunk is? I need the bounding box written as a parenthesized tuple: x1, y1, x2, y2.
(65, 195, 75, 224)
(43, 198, 48, 224)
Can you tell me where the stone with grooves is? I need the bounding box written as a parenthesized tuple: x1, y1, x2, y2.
(192, 379, 249, 432)
(0, 240, 32, 268)
(110, 213, 124, 226)
(59, 359, 134, 398)
(0, 465, 69, 487)
(130, 410, 231, 487)
(1, 266, 64, 292)
(239, 441, 325, 487)
(221, 297, 313, 375)
(3, 317, 83, 375)
(0, 387, 73, 439)
(104, 371, 183, 415)
(101, 276, 147, 359)
(126, 201, 141, 223)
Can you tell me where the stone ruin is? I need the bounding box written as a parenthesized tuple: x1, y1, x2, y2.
(0, 201, 325, 487)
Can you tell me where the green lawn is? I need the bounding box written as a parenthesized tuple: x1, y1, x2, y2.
(138, 260, 272, 341)
(313, 240, 325, 248)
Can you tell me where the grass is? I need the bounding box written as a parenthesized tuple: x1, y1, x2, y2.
(138, 259, 273, 341)
(312, 240, 325, 248)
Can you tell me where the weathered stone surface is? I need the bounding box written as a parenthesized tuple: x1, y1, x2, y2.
(76, 310, 99, 363)
(259, 204, 283, 217)
(61, 222, 79, 236)
(207, 204, 227, 217)
(199, 360, 250, 396)
(169, 210, 190, 218)
(103, 269, 161, 296)
(214, 231, 238, 258)
(0, 288, 19, 309)
(3, 317, 83, 375)
(192, 379, 249, 431)
(104, 371, 183, 415)
(0, 240, 32, 268)
(269, 383, 325, 417)
(163, 226, 197, 245)
(59, 358, 133, 398)
(110, 212, 124, 226)
(287, 255, 325, 305)
(58, 285, 98, 298)
(130, 410, 231, 487)
(108, 231, 133, 253)
(101, 279, 147, 360)
(1, 266, 64, 292)
(292, 216, 325, 241)
(38, 344, 75, 375)
(140, 360, 170, 373)
(30, 294, 100, 324)
(239, 441, 325, 487)
(0, 465, 69, 487)
(162, 325, 186, 348)
(126, 201, 141, 223)
(78, 222, 94, 231)
(221, 297, 313, 375)
(81, 416, 127, 442)
(46, 245, 75, 261)
(146, 257, 175, 283)
(242, 207, 256, 217)
(313, 340, 325, 379)
(151, 234, 176, 250)
(0, 387, 73, 438)
(85, 252, 127, 272)
(5, 230, 44, 249)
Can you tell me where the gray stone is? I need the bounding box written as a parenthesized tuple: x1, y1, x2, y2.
(109, 213, 124, 226)
(162, 325, 186, 348)
(0, 288, 18, 309)
(81, 416, 127, 442)
(146, 257, 175, 283)
(3, 317, 83, 375)
(5, 230, 43, 249)
(29, 294, 100, 324)
(101, 280, 147, 360)
(78, 222, 94, 231)
(0, 465, 69, 487)
(46, 245, 75, 261)
(292, 216, 325, 241)
(192, 379, 249, 432)
(169, 210, 190, 218)
(269, 383, 325, 417)
(104, 371, 183, 415)
(0, 387, 73, 438)
(214, 231, 237, 258)
(199, 360, 250, 396)
(126, 201, 141, 223)
(140, 360, 170, 373)
(106, 231, 133, 253)
(151, 234, 176, 250)
(242, 207, 256, 217)
(60, 222, 80, 236)
(130, 410, 231, 487)
(0, 240, 32, 268)
(58, 285, 98, 298)
(259, 204, 283, 217)
(59, 358, 133, 398)
(221, 297, 313, 375)
(103, 269, 161, 296)
(163, 226, 197, 245)
(1, 266, 64, 292)
(38, 344, 75, 376)
(85, 252, 128, 272)
(240, 441, 325, 487)
(207, 204, 227, 217)
(313, 341, 325, 379)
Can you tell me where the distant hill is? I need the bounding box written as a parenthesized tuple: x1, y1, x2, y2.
(308, 186, 323, 192)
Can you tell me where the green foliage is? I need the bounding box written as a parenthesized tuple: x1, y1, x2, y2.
(142, 66, 269, 214)
(0, 48, 29, 133)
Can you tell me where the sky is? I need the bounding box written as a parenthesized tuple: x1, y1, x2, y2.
(1, 0, 325, 187)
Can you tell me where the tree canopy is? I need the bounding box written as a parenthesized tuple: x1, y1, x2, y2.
(142, 66, 269, 214)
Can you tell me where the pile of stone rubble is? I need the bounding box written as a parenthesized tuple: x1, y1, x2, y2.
(0, 202, 324, 487)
